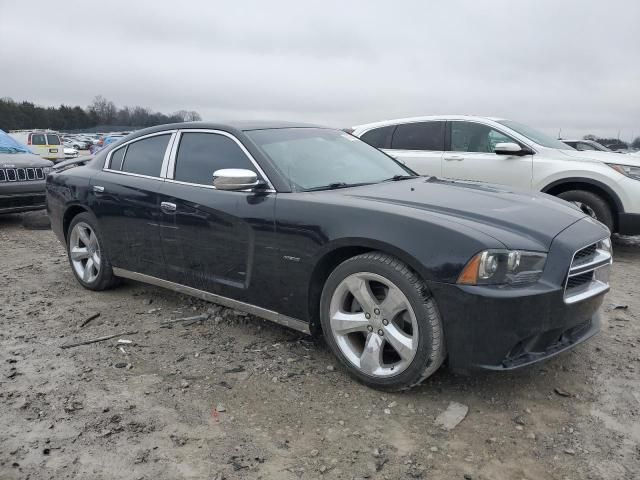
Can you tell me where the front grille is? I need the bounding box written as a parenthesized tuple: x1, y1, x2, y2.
(567, 272, 593, 289)
(0, 167, 44, 182)
(573, 243, 597, 265)
(564, 239, 612, 304)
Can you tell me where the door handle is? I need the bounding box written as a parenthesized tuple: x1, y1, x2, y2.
(160, 201, 177, 213)
(443, 155, 464, 161)
(93, 185, 105, 193)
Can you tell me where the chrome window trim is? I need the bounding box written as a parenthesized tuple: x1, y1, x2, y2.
(103, 130, 177, 172)
(167, 128, 276, 191)
(112, 267, 310, 334)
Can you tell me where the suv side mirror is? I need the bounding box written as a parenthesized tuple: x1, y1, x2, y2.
(212, 168, 261, 191)
(494, 142, 522, 155)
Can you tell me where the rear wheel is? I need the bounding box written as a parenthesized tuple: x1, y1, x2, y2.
(67, 212, 117, 290)
(557, 190, 614, 232)
(320, 252, 445, 391)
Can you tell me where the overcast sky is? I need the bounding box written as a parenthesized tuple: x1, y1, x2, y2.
(1, 0, 639, 139)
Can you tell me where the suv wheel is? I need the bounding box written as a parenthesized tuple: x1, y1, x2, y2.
(557, 190, 614, 232)
(320, 252, 445, 391)
(67, 212, 117, 290)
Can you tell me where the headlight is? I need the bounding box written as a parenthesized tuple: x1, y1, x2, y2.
(607, 163, 640, 181)
(458, 250, 547, 286)
(42, 167, 52, 174)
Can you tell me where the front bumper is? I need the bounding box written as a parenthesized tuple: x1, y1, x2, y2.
(429, 217, 610, 371)
(0, 192, 46, 214)
(618, 212, 640, 236)
(429, 281, 603, 370)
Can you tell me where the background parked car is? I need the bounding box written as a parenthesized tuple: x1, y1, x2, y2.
(8, 130, 65, 162)
(0, 129, 53, 214)
(63, 138, 90, 150)
(562, 139, 615, 152)
(351, 115, 640, 236)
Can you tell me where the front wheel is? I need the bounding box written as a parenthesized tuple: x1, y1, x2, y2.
(67, 212, 117, 290)
(320, 252, 445, 391)
(557, 190, 614, 232)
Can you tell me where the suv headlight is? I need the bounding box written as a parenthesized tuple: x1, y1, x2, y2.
(458, 250, 547, 286)
(608, 163, 640, 181)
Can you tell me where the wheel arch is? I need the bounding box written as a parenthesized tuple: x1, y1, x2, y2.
(541, 177, 623, 227)
(306, 238, 430, 336)
(62, 204, 92, 242)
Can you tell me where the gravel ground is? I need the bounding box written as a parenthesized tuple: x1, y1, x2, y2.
(1, 212, 639, 480)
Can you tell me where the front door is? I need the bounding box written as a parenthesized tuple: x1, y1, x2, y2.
(158, 130, 278, 306)
(442, 121, 533, 190)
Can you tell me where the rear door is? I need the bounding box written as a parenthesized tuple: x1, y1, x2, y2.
(382, 121, 445, 176)
(89, 131, 175, 278)
(442, 120, 533, 190)
(158, 129, 277, 305)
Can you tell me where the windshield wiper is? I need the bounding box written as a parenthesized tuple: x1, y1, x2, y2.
(382, 175, 418, 182)
(304, 182, 373, 192)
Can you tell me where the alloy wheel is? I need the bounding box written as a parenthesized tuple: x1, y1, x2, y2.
(329, 272, 419, 377)
(69, 222, 101, 283)
(573, 201, 597, 219)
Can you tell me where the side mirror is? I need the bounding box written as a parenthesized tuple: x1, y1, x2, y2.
(212, 168, 261, 191)
(494, 142, 523, 155)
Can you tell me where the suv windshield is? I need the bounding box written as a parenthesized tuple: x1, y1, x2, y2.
(497, 120, 573, 150)
(247, 128, 414, 191)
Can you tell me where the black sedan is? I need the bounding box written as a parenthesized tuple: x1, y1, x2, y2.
(46, 122, 612, 391)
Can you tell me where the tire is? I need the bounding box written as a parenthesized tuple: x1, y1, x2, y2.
(557, 190, 614, 232)
(22, 210, 51, 230)
(320, 252, 445, 391)
(67, 212, 117, 291)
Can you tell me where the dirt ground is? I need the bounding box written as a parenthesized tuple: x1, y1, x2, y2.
(1, 213, 639, 480)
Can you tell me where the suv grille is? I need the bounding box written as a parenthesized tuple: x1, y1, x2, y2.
(564, 241, 612, 304)
(0, 167, 45, 182)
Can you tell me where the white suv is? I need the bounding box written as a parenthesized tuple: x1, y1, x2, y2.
(351, 115, 640, 236)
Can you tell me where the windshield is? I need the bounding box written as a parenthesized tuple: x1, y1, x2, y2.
(0, 129, 32, 154)
(247, 128, 414, 191)
(497, 120, 573, 150)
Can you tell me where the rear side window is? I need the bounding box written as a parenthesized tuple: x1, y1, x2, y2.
(360, 125, 395, 149)
(174, 132, 255, 185)
(109, 146, 126, 170)
(31, 133, 45, 145)
(46, 134, 61, 145)
(391, 122, 445, 151)
(121, 134, 171, 177)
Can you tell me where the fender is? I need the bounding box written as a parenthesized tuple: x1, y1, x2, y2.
(541, 177, 625, 213)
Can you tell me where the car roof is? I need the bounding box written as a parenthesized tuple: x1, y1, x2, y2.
(352, 115, 507, 131)
(124, 121, 325, 140)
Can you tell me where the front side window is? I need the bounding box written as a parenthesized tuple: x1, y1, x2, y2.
(46, 134, 61, 145)
(174, 132, 255, 185)
(450, 121, 515, 153)
(391, 121, 445, 151)
(31, 133, 45, 145)
(577, 142, 598, 151)
(247, 128, 413, 191)
(121, 134, 170, 177)
(360, 125, 395, 149)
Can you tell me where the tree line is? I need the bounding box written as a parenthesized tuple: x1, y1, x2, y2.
(0, 96, 201, 132)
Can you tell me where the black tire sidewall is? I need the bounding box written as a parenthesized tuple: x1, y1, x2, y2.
(557, 190, 614, 232)
(67, 212, 114, 290)
(320, 253, 443, 391)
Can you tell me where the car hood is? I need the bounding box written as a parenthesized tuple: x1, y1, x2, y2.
(558, 149, 640, 166)
(0, 152, 54, 168)
(336, 177, 589, 251)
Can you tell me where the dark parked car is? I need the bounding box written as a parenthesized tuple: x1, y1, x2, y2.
(0, 129, 53, 214)
(46, 122, 612, 391)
